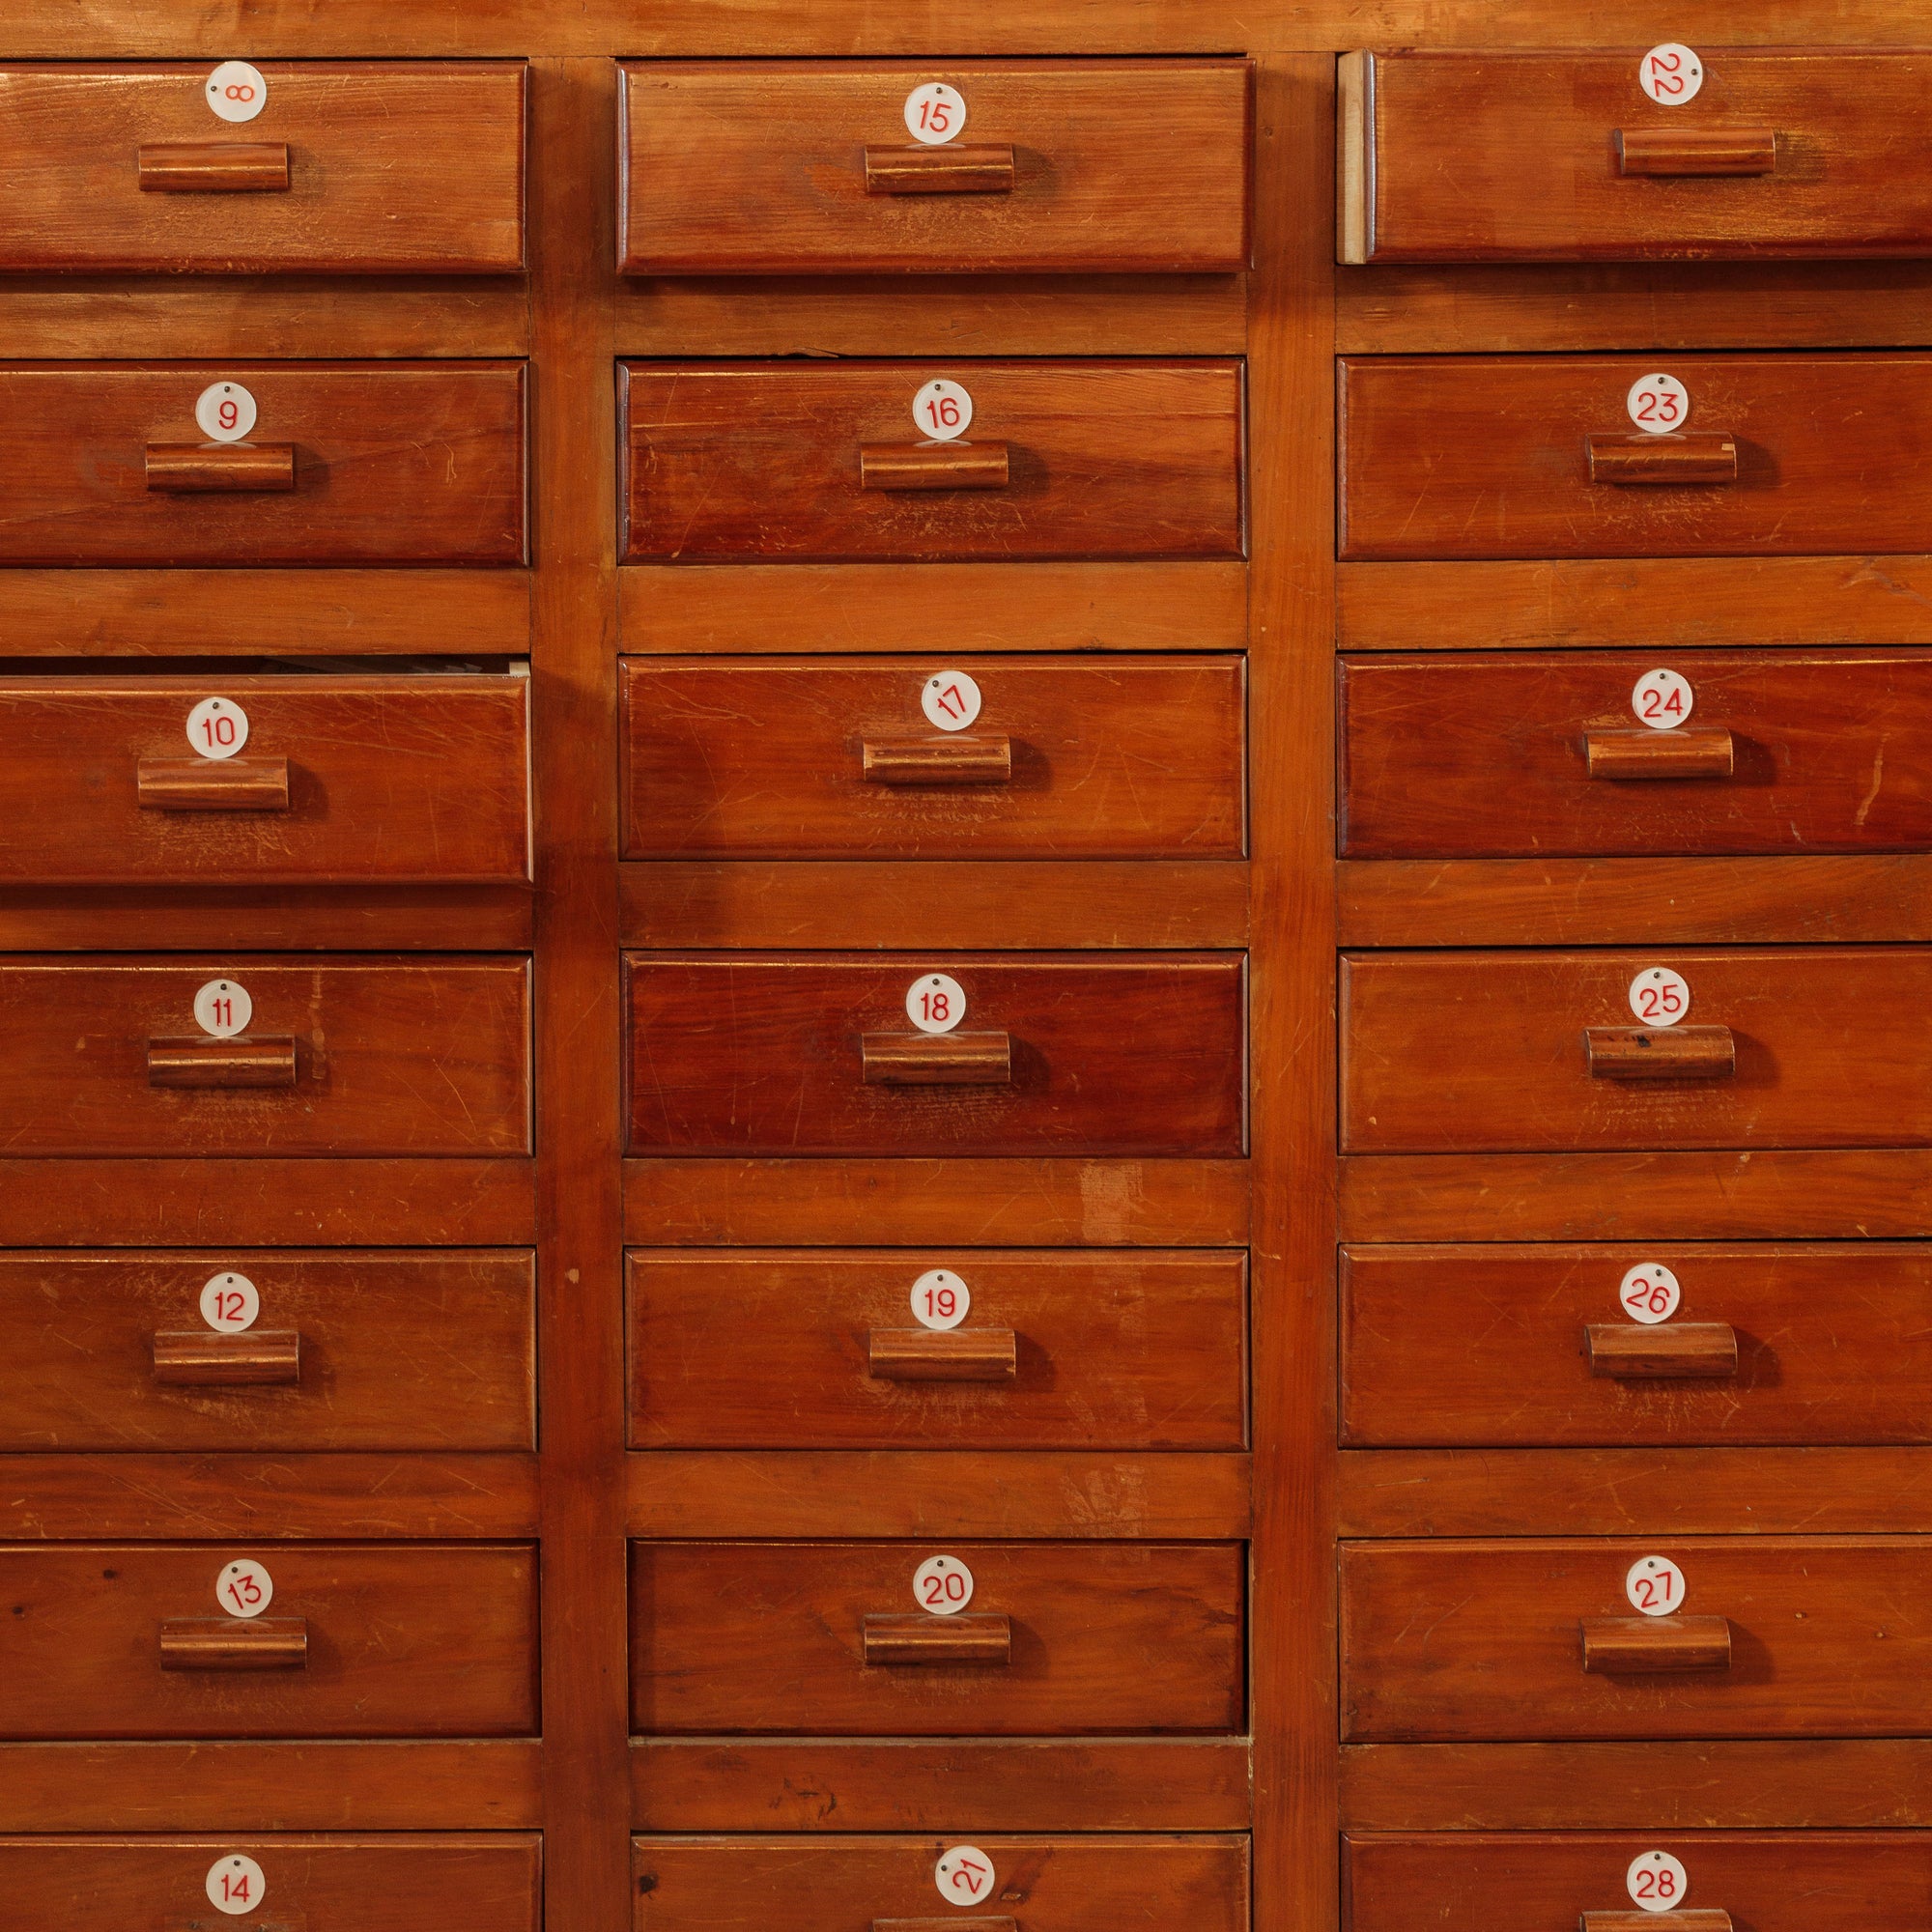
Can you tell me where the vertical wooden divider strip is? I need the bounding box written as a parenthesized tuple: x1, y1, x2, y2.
(529, 58, 630, 1932)
(1247, 54, 1339, 1932)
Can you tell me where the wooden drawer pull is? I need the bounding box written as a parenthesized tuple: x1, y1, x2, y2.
(136, 755, 291, 811)
(861, 1031, 1012, 1086)
(1585, 727, 1735, 780)
(1585, 1025, 1735, 1081)
(1586, 1321, 1739, 1379)
(1586, 433, 1738, 486)
(1581, 1614, 1732, 1673)
(867, 1328, 1018, 1382)
(862, 736, 1012, 786)
(860, 442, 1010, 492)
(1616, 127, 1776, 177)
(147, 1037, 298, 1089)
(864, 143, 1016, 195)
(1584, 1912, 1734, 1932)
(862, 1612, 1012, 1665)
(875, 1920, 1016, 1932)
(137, 140, 292, 192)
(158, 1617, 308, 1670)
(152, 1329, 301, 1386)
(145, 442, 298, 494)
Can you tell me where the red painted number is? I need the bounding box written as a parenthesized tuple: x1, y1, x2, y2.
(224, 82, 257, 103)
(1623, 1278, 1674, 1318)
(918, 98, 953, 136)
(219, 1873, 251, 1905)
(1646, 50, 1688, 97)
(923, 395, 963, 431)
(213, 1288, 247, 1322)
(1633, 980, 1686, 1023)
(921, 1284, 958, 1321)
(930, 681, 969, 722)
(946, 1861, 988, 1894)
(199, 713, 239, 750)
(1630, 1572, 1676, 1613)
(1637, 682, 1687, 722)
(223, 1573, 265, 1613)
(922, 1569, 970, 1608)
(1632, 1867, 1679, 1901)
(1633, 387, 1683, 427)
(918, 989, 952, 1026)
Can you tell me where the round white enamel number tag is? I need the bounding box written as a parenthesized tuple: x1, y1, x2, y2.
(201, 1271, 261, 1334)
(206, 61, 269, 123)
(913, 1553, 974, 1616)
(1619, 1264, 1682, 1325)
(922, 670, 981, 731)
(1632, 668, 1693, 730)
(1629, 967, 1690, 1030)
(206, 1854, 267, 1916)
(186, 696, 250, 760)
(1638, 44, 1703, 105)
(194, 979, 253, 1039)
(935, 1846, 996, 1906)
(911, 1269, 970, 1331)
(1627, 373, 1690, 434)
(907, 973, 965, 1036)
(1628, 1849, 1690, 1911)
(218, 1558, 273, 1620)
(913, 379, 973, 442)
(1627, 1554, 1686, 1618)
(905, 82, 966, 145)
(196, 381, 258, 443)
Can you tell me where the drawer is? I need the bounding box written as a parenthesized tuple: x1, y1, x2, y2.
(0, 1543, 535, 1738)
(1342, 948, 1932, 1153)
(1340, 48, 1932, 264)
(0, 675, 529, 884)
(1344, 1243, 1932, 1448)
(0, 1250, 534, 1452)
(0, 1833, 539, 1931)
(620, 359, 1244, 563)
(623, 952, 1246, 1156)
(634, 1834, 1249, 1932)
(619, 59, 1249, 274)
(1341, 650, 1932, 859)
(0, 63, 525, 272)
(1343, 1537, 1932, 1741)
(631, 1540, 1244, 1735)
(1347, 1833, 1932, 1932)
(0, 955, 529, 1157)
(621, 655, 1246, 859)
(0, 362, 526, 565)
(627, 1249, 1247, 1449)
(1338, 354, 1932, 561)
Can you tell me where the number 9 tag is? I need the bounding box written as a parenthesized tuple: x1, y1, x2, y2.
(913, 1553, 975, 1616)
(1627, 1849, 1689, 1911)
(195, 382, 258, 444)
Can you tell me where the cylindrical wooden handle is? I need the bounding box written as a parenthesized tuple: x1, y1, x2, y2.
(868, 1328, 1018, 1382)
(1584, 1911, 1735, 1932)
(1616, 127, 1776, 176)
(864, 143, 1016, 194)
(1585, 728, 1735, 780)
(1584, 1025, 1735, 1081)
(862, 1613, 1012, 1665)
(860, 442, 1010, 492)
(862, 736, 1012, 786)
(137, 140, 292, 191)
(147, 1037, 298, 1089)
(152, 1330, 301, 1386)
(861, 1032, 1012, 1086)
(158, 1617, 308, 1670)
(1587, 433, 1738, 485)
(137, 755, 291, 811)
(146, 443, 297, 493)
(1581, 1614, 1732, 1673)
(874, 1919, 1017, 1932)
(1586, 1321, 1739, 1379)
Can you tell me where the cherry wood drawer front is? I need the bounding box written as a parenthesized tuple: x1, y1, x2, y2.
(0, 956, 529, 1157)
(0, 1834, 540, 1931)
(1344, 1242, 1932, 1448)
(619, 360, 1244, 563)
(0, 1544, 536, 1739)
(1341, 651, 1932, 859)
(623, 953, 1246, 1156)
(631, 1540, 1245, 1735)
(633, 1835, 1250, 1932)
(1341, 49, 1932, 264)
(1342, 949, 1932, 1154)
(620, 59, 1250, 274)
(0, 1250, 534, 1452)
(620, 656, 1246, 859)
(1338, 355, 1932, 561)
(0, 363, 526, 565)
(0, 64, 525, 272)
(627, 1249, 1247, 1449)
(1343, 1537, 1932, 1742)
(1347, 1833, 1932, 1932)
(0, 676, 529, 884)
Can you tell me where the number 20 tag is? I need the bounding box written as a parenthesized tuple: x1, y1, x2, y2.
(913, 1553, 974, 1615)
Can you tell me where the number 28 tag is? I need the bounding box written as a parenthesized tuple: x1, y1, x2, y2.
(1628, 1849, 1690, 1912)
(913, 1553, 974, 1615)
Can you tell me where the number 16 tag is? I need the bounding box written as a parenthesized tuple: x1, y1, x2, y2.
(913, 380, 973, 442)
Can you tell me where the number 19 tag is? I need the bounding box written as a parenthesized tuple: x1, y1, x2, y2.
(912, 1269, 970, 1330)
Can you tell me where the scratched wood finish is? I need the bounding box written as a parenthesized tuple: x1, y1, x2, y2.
(0, 362, 526, 564)
(0, 64, 526, 271)
(1338, 354, 1932, 560)
(620, 60, 1249, 273)
(620, 655, 1245, 858)
(627, 1248, 1246, 1448)
(620, 359, 1244, 561)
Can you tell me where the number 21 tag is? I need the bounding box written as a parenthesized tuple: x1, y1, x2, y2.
(935, 1846, 996, 1905)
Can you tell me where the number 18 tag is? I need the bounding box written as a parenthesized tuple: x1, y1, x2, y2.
(907, 973, 965, 1035)
(912, 1269, 970, 1330)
